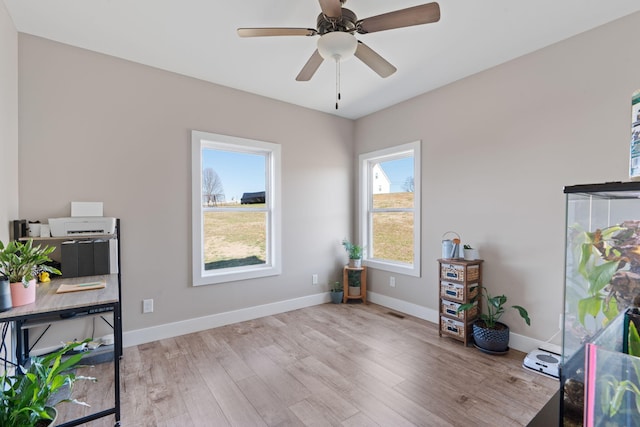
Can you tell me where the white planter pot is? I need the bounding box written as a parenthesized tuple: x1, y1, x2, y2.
(348, 259, 362, 268)
(464, 249, 479, 260)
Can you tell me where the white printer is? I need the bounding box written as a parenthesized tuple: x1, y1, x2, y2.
(48, 217, 117, 237)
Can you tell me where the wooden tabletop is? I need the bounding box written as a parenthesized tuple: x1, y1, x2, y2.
(0, 274, 119, 322)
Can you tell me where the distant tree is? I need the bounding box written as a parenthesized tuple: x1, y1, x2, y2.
(203, 168, 224, 206)
(403, 176, 414, 192)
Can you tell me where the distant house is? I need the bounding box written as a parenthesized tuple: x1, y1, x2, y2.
(241, 191, 265, 204)
(372, 164, 390, 194)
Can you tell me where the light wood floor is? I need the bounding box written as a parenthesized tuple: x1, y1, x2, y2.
(57, 303, 558, 426)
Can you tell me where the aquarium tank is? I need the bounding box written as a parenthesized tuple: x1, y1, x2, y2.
(562, 181, 640, 426)
(570, 309, 640, 427)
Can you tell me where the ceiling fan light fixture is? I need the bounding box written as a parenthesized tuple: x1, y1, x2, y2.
(317, 32, 357, 62)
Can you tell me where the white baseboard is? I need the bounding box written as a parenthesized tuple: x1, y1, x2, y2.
(367, 291, 439, 323)
(367, 291, 553, 354)
(123, 292, 330, 348)
(32, 291, 557, 357)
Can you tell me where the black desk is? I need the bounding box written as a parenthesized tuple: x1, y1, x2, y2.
(527, 389, 560, 426)
(0, 275, 121, 427)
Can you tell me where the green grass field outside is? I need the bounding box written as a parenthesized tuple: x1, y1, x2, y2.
(203, 193, 413, 268)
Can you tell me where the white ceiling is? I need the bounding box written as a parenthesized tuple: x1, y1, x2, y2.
(4, 0, 640, 119)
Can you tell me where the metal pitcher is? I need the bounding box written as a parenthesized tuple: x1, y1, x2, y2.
(442, 231, 461, 259)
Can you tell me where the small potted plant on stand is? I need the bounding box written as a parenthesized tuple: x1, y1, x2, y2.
(0, 340, 96, 427)
(346, 269, 362, 297)
(341, 239, 363, 268)
(0, 240, 61, 307)
(463, 244, 479, 261)
(457, 288, 530, 354)
(330, 281, 343, 304)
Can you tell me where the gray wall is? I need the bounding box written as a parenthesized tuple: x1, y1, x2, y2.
(16, 34, 354, 345)
(0, 2, 18, 242)
(8, 11, 640, 350)
(355, 11, 640, 344)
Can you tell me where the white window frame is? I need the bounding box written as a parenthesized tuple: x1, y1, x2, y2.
(359, 141, 421, 277)
(191, 130, 282, 286)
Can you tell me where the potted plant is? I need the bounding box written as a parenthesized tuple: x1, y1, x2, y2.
(346, 269, 362, 297)
(330, 281, 343, 304)
(0, 240, 61, 307)
(463, 244, 479, 260)
(0, 340, 96, 427)
(457, 288, 530, 353)
(341, 239, 363, 268)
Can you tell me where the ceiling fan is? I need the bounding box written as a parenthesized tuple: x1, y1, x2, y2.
(237, 1, 441, 81)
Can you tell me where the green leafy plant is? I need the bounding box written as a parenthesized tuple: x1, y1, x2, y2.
(457, 288, 530, 329)
(341, 239, 362, 260)
(600, 374, 640, 421)
(0, 240, 61, 287)
(347, 270, 361, 288)
(598, 349, 640, 423)
(572, 225, 623, 327)
(0, 339, 96, 427)
(585, 311, 640, 423)
(331, 281, 342, 292)
(558, 221, 640, 349)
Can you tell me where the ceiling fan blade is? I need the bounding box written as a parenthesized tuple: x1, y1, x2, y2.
(296, 50, 324, 81)
(357, 2, 440, 34)
(354, 41, 397, 78)
(318, 0, 343, 18)
(237, 28, 317, 37)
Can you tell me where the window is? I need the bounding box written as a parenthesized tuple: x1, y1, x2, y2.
(359, 141, 421, 277)
(191, 131, 281, 285)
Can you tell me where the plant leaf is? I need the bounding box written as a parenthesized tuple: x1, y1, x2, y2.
(587, 260, 619, 295)
(578, 296, 602, 324)
(456, 303, 475, 313)
(512, 305, 530, 326)
(602, 225, 626, 241)
(578, 242, 595, 279)
(602, 296, 619, 321)
(610, 380, 627, 416)
(629, 322, 640, 357)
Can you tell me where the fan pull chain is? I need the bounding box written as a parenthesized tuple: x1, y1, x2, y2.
(338, 60, 341, 101)
(335, 60, 340, 110)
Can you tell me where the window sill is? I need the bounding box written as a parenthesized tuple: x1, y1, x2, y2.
(364, 259, 420, 277)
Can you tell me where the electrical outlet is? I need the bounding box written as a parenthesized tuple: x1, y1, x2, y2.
(143, 299, 154, 313)
(312, 274, 318, 285)
(390, 276, 396, 287)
